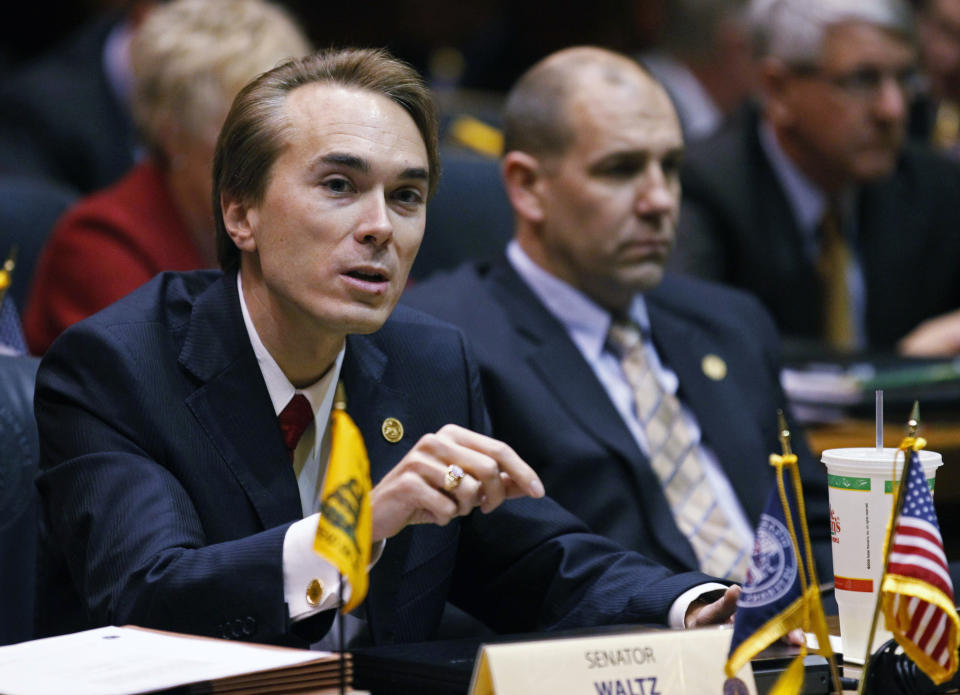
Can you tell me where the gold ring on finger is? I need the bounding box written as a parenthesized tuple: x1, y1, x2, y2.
(443, 464, 465, 492)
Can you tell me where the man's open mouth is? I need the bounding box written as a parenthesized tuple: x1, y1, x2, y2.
(346, 269, 388, 282)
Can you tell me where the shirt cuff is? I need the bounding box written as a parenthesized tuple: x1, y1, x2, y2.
(282, 513, 387, 622)
(668, 582, 729, 629)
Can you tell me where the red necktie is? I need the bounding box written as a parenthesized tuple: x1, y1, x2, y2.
(278, 393, 313, 462)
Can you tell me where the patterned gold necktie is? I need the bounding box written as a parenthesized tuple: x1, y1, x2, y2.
(817, 205, 855, 351)
(932, 100, 960, 153)
(608, 320, 750, 581)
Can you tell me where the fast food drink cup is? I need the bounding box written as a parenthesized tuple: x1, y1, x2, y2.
(822, 447, 942, 664)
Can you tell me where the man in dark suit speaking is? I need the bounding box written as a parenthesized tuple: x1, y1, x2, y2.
(403, 47, 831, 585)
(34, 47, 738, 648)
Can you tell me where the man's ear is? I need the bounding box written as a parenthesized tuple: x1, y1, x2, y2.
(758, 56, 795, 129)
(502, 151, 548, 225)
(221, 192, 257, 254)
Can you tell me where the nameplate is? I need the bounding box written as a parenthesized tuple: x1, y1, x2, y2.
(468, 625, 756, 695)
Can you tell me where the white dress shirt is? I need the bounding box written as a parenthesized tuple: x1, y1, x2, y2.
(238, 274, 350, 622)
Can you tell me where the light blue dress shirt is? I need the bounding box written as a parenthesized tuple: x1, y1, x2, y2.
(759, 121, 866, 349)
(506, 241, 755, 551)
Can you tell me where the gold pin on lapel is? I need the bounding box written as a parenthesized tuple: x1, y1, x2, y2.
(381, 417, 404, 443)
(701, 354, 727, 381)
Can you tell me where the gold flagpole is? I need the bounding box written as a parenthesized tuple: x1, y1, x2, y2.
(777, 411, 843, 695)
(334, 380, 348, 695)
(856, 401, 920, 695)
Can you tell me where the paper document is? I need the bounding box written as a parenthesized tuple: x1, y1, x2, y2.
(0, 625, 341, 695)
(804, 630, 842, 654)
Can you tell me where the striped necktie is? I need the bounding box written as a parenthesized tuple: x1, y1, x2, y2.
(607, 319, 750, 581)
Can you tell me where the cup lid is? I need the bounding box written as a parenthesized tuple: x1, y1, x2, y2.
(822, 447, 942, 475)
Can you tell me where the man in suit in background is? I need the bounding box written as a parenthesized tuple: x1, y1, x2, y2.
(671, 0, 960, 358)
(403, 46, 831, 584)
(911, 0, 960, 156)
(35, 47, 738, 648)
(637, 0, 756, 143)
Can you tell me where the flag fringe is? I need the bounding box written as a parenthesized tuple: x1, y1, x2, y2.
(725, 594, 805, 677)
(882, 574, 960, 685)
(767, 647, 807, 695)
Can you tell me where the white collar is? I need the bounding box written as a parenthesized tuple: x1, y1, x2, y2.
(758, 120, 829, 237)
(237, 273, 344, 420)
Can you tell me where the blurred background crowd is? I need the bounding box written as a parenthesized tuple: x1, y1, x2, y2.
(4, 0, 960, 362)
(5, 0, 960, 651)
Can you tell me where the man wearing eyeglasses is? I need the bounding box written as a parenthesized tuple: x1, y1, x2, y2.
(670, 0, 960, 358)
(913, 0, 960, 156)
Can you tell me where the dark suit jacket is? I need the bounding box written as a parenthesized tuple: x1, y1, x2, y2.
(34, 270, 714, 647)
(672, 103, 960, 352)
(0, 355, 40, 646)
(0, 12, 137, 194)
(402, 258, 832, 578)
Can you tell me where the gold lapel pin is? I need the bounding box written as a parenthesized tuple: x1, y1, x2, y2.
(701, 354, 727, 381)
(381, 417, 404, 443)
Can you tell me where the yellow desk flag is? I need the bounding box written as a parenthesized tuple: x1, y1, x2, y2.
(313, 381, 372, 613)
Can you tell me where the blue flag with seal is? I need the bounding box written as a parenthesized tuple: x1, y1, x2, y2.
(725, 449, 836, 695)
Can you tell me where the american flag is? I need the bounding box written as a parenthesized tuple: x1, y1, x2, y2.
(881, 449, 960, 685)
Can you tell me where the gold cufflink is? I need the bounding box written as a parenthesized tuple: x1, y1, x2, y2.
(306, 578, 324, 606)
(701, 354, 727, 381)
(381, 417, 403, 443)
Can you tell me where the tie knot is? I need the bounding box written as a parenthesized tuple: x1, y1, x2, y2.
(278, 393, 313, 457)
(606, 319, 644, 358)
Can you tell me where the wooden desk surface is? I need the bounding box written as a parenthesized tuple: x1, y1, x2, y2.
(805, 419, 960, 458)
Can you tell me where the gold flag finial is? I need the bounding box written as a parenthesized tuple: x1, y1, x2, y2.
(0, 245, 18, 303)
(776, 408, 793, 457)
(907, 400, 920, 437)
(334, 381, 347, 411)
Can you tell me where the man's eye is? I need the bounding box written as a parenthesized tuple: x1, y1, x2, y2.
(604, 161, 641, 177)
(662, 156, 683, 177)
(844, 69, 882, 91)
(394, 188, 424, 206)
(323, 177, 354, 193)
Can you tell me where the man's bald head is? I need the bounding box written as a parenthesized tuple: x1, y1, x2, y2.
(500, 46, 684, 311)
(502, 46, 670, 161)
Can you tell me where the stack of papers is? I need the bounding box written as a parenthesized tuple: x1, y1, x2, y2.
(0, 626, 357, 695)
(782, 357, 960, 424)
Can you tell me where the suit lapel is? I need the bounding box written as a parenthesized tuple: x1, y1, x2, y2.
(745, 111, 822, 337)
(179, 273, 301, 529)
(486, 260, 697, 569)
(646, 293, 768, 523)
(339, 335, 420, 643)
(487, 261, 643, 466)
